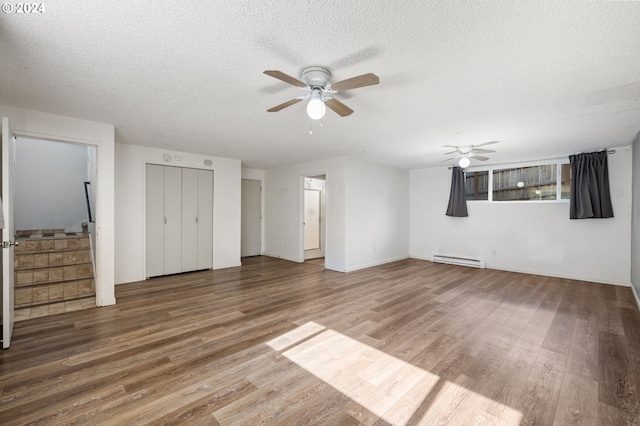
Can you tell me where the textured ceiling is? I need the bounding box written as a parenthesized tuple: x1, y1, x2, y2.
(1, 1, 639, 169)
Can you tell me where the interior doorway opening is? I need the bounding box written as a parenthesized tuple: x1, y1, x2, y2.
(303, 175, 325, 263)
(241, 179, 262, 258)
(12, 136, 98, 321)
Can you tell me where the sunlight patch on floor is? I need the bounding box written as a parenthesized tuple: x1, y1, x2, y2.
(267, 322, 522, 425)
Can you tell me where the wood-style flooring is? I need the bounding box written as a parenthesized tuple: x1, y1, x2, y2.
(1, 256, 639, 425)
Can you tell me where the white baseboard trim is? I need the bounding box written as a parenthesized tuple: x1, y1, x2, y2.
(98, 297, 116, 307)
(344, 256, 410, 273)
(632, 283, 640, 311)
(262, 252, 300, 264)
(410, 255, 631, 287)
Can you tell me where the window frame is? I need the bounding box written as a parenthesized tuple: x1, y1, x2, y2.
(465, 159, 570, 203)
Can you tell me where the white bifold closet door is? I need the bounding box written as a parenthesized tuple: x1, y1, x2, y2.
(146, 164, 213, 278)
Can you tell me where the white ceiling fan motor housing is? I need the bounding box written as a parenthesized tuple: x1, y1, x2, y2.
(300, 66, 332, 89)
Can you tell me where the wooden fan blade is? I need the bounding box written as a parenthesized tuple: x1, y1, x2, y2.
(267, 98, 303, 112)
(263, 70, 307, 88)
(470, 149, 496, 154)
(474, 141, 499, 147)
(471, 155, 489, 161)
(330, 73, 379, 91)
(325, 98, 354, 117)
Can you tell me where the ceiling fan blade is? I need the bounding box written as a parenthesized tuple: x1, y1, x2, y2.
(469, 149, 496, 154)
(325, 98, 354, 117)
(474, 141, 499, 148)
(440, 157, 457, 163)
(444, 150, 459, 155)
(442, 145, 459, 148)
(267, 98, 303, 112)
(263, 70, 307, 88)
(330, 73, 379, 91)
(470, 155, 489, 161)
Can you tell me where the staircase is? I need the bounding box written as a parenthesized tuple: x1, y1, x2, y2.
(14, 230, 96, 320)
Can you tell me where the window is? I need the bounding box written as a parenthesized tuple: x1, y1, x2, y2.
(493, 164, 557, 201)
(465, 161, 569, 202)
(465, 171, 489, 200)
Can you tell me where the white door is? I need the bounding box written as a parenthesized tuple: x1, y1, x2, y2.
(241, 179, 261, 257)
(163, 166, 182, 275)
(145, 164, 165, 278)
(181, 168, 198, 272)
(197, 170, 213, 270)
(2, 117, 16, 349)
(304, 189, 321, 252)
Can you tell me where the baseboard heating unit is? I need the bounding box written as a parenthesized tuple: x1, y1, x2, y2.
(433, 255, 486, 269)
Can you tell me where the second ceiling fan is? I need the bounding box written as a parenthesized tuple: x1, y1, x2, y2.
(264, 66, 379, 119)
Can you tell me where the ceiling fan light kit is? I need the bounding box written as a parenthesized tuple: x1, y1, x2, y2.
(441, 141, 500, 168)
(306, 89, 326, 120)
(264, 66, 379, 120)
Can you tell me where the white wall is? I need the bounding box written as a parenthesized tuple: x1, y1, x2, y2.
(115, 144, 241, 284)
(631, 133, 640, 307)
(15, 138, 89, 231)
(264, 157, 409, 272)
(410, 148, 633, 286)
(0, 105, 116, 306)
(344, 159, 410, 271)
(265, 158, 346, 271)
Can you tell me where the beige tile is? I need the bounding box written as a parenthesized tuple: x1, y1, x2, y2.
(33, 270, 49, 284)
(34, 253, 49, 267)
(49, 267, 64, 282)
(33, 287, 49, 303)
(78, 280, 95, 296)
(64, 282, 78, 299)
(15, 241, 26, 253)
(77, 251, 91, 263)
(30, 305, 49, 318)
(40, 239, 55, 250)
(77, 264, 93, 279)
(49, 252, 63, 266)
(63, 252, 77, 265)
(14, 308, 31, 322)
(63, 266, 78, 280)
(16, 271, 34, 286)
(80, 238, 90, 249)
(17, 254, 35, 269)
(67, 239, 80, 249)
(48, 302, 67, 315)
(25, 240, 40, 252)
(49, 284, 64, 302)
(15, 288, 32, 307)
(66, 299, 95, 312)
(54, 239, 68, 250)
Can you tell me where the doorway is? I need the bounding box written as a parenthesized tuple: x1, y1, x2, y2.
(303, 176, 325, 261)
(241, 179, 262, 257)
(12, 136, 98, 321)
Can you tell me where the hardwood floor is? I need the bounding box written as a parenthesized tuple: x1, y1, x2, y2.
(1, 256, 639, 425)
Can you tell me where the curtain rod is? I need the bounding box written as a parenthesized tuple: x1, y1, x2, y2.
(446, 149, 616, 169)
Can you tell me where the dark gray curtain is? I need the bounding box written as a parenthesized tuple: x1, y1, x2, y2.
(569, 150, 614, 219)
(446, 166, 468, 217)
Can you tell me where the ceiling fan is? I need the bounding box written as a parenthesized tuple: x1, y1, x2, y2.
(441, 141, 499, 168)
(264, 66, 379, 120)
